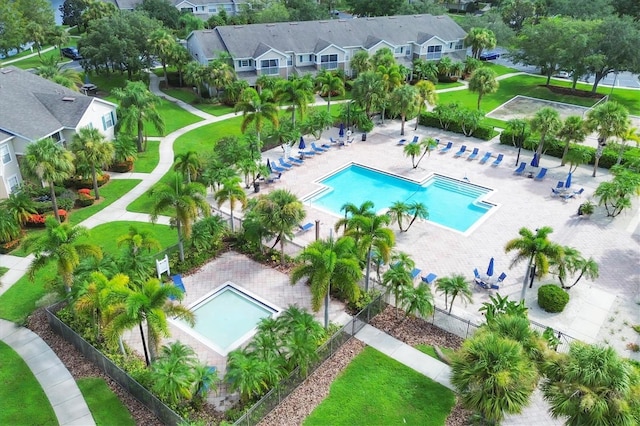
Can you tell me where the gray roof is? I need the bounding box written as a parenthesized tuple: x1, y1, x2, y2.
(191, 14, 466, 60)
(0, 129, 12, 143)
(0, 66, 95, 141)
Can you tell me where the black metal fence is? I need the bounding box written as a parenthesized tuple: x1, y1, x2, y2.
(45, 302, 184, 426)
(233, 292, 386, 426)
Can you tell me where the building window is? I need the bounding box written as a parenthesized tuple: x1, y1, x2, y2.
(181, 7, 193, 12)
(102, 112, 115, 130)
(455, 40, 464, 50)
(406, 47, 412, 56)
(308, 54, 313, 62)
(287, 55, 292, 66)
(224, 5, 232, 12)
(238, 59, 250, 67)
(299, 55, 303, 62)
(260, 59, 279, 75)
(208, 6, 217, 13)
(426, 45, 442, 60)
(394, 46, 404, 54)
(320, 54, 338, 70)
(0, 144, 10, 164)
(7, 175, 19, 193)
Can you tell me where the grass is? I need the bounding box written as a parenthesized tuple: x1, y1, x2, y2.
(436, 81, 465, 90)
(161, 87, 236, 116)
(0, 342, 57, 425)
(0, 221, 175, 322)
(149, 98, 203, 136)
(415, 344, 456, 360)
(77, 378, 135, 426)
(0, 266, 8, 277)
(68, 179, 142, 226)
(9, 49, 75, 70)
(483, 62, 520, 77)
(305, 347, 455, 425)
(1, 41, 77, 66)
(133, 141, 160, 173)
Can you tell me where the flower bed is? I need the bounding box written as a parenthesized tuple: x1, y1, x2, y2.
(25, 210, 67, 227)
(0, 238, 21, 254)
(76, 190, 96, 207)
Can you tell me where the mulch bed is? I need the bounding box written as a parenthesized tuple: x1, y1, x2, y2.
(544, 84, 605, 99)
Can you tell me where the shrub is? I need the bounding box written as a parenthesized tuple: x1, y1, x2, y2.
(64, 174, 111, 189)
(76, 193, 96, 207)
(25, 214, 46, 228)
(537, 284, 570, 313)
(110, 160, 134, 173)
(419, 111, 496, 140)
(78, 188, 91, 196)
(0, 238, 21, 254)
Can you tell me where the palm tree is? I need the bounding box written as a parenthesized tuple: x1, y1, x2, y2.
(225, 347, 269, 402)
(412, 58, 438, 83)
(505, 226, 564, 301)
(388, 201, 410, 232)
(22, 138, 75, 223)
(551, 247, 599, 290)
(351, 71, 385, 118)
(405, 201, 429, 232)
(315, 70, 345, 112)
(468, 67, 499, 110)
(436, 274, 473, 314)
(255, 189, 306, 266)
(107, 277, 195, 365)
(376, 64, 404, 123)
(279, 306, 324, 375)
(389, 84, 418, 136)
(168, 44, 192, 87)
(542, 342, 639, 426)
(235, 88, 279, 157)
(23, 217, 102, 292)
(451, 331, 539, 424)
(148, 179, 210, 262)
(404, 137, 438, 169)
(184, 61, 206, 98)
(349, 50, 371, 77)
(113, 81, 166, 152)
(585, 101, 629, 177)
(382, 260, 413, 319)
(35, 56, 82, 91)
(0, 210, 21, 245)
(275, 76, 315, 126)
(148, 29, 177, 88)
(402, 283, 434, 320)
(616, 125, 640, 165)
(414, 80, 438, 131)
(116, 226, 161, 284)
(557, 116, 587, 166)
(1, 191, 36, 227)
(70, 127, 114, 200)
(530, 107, 562, 165)
(564, 147, 592, 174)
(464, 27, 497, 59)
(594, 167, 640, 217)
(173, 151, 202, 183)
(334, 200, 375, 234)
(346, 214, 395, 291)
(291, 236, 362, 328)
(214, 176, 247, 232)
(205, 59, 236, 98)
(150, 341, 197, 405)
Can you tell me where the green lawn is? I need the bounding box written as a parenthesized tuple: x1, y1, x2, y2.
(0, 342, 57, 425)
(483, 62, 520, 77)
(149, 98, 203, 136)
(69, 179, 142, 226)
(415, 344, 455, 360)
(133, 141, 160, 173)
(9, 49, 75, 70)
(305, 347, 455, 425)
(77, 378, 135, 426)
(436, 81, 465, 90)
(0, 266, 8, 277)
(162, 87, 236, 116)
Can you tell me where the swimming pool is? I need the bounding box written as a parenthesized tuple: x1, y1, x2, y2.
(173, 282, 280, 356)
(306, 164, 495, 233)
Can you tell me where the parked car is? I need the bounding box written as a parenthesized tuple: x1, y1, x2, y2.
(553, 70, 571, 79)
(479, 51, 500, 61)
(61, 47, 82, 60)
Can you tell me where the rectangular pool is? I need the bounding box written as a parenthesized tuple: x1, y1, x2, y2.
(306, 164, 495, 233)
(173, 282, 279, 356)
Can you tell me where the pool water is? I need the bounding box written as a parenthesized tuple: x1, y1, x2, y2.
(307, 164, 494, 233)
(177, 283, 278, 355)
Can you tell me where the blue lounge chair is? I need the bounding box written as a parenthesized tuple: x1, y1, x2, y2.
(300, 149, 316, 157)
(265, 173, 281, 183)
(278, 158, 293, 169)
(298, 222, 314, 232)
(454, 145, 467, 158)
(496, 272, 507, 285)
(169, 274, 186, 300)
(551, 187, 562, 196)
(421, 273, 438, 285)
(556, 181, 564, 189)
(491, 153, 504, 166)
(514, 162, 527, 175)
(467, 147, 480, 160)
(534, 167, 548, 181)
(411, 136, 419, 144)
(573, 188, 584, 197)
(270, 163, 286, 173)
(479, 152, 492, 164)
(397, 139, 407, 145)
(439, 141, 453, 153)
(329, 137, 339, 145)
(288, 156, 303, 165)
(311, 142, 328, 153)
(410, 268, 422, 279)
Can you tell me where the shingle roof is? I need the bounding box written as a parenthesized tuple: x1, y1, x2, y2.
(0, 66, 96, 141)
(191, 14, 466, 60)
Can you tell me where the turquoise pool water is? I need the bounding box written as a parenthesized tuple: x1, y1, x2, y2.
(184, 284, 277, 355)
(308, 164, 494, 233)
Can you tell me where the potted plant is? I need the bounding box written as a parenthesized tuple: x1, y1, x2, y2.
(111, 138, 137, 173)
(577, 200, 595, 217)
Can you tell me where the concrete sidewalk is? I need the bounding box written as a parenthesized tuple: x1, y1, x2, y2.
(0, 319, 95, 425)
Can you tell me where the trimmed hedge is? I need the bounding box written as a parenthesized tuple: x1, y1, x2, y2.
(64, 173, 111, 190)
(538, 284, 570, 313)
(419, 111, 497, 140)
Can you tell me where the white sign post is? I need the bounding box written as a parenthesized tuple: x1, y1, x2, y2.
(156, 254, 170, 279)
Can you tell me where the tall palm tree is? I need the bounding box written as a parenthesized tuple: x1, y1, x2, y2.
(389, 84, 418, 135)
(168, 44, 193, 87)
(585, 101, 629, 176)
(402, 283, 434, 320)
(405, 201, 429, 232)
(116, 226, 161, 284)
(464, 27, 497, 59)
(70, 127, 114, 200)
(173, 151, 202, 183)
(382, 260, 413, 319)
(346, 214, 395, 291)
(542, 342, 640, 426)
(404, 137, 438, 169)
(315, 70, 345, 112)
(22, 138, 75, 223)
(376, 63, 404, 123)
(414, 80, 438, 131)
(113, 81, 166, 152)
(551, 246, 599, 290)
(412, 58, 438, 84)
(214, 176, 247, 232)
(184, 61, 206, 98)
(451, 331, 539, 424)
(275, 76, 315, 126)
(107, 277, 195, 365)
(149, 179, 210, 262)
(468, 67, 499, 110)
(225, 347, 270, 402)
(436, 274, 473, 314)
(279, 306, 324, 375)
(616, 125, 640, 165)
(291, 236, 362, 328)
(148, 29, 177, 88)
(388, 201, 410, 232)
(530, 107, 562, 165)
(150, 341, 198, 405)
(334, 200, 375, 234)
(557, 116, 587, 166)
(205, 59, 236, 97)
(351, 71, 385, 118)
(235, 88, 279, 158)
(349, 50, 371, 77)
(23, 217, 102, 292)
(505, 226, 564, 301)
(1, 191, 36, 227)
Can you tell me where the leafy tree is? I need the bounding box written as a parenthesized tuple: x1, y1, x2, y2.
(225, 347, 270, 402)
(585, 101, 629, 177)
(346, 0, 404, 17)
(530, 107, 562, 164)
(458, 108, 485, 137)
(75, 271, 128, 342)
(178, 13, 204, 38)
(70, 127, 114, 200)
(315, 70, 345, 112)
(291, 236, 362, 328)
(389, 84, 418, 136)
(303, 109, 333, 141)
(500, 0, 541, 32)
(275, 75, 315, 126)
(173, 151, 202, 184)
(388, 201, 409, 232)
(546, 0, 613, 18)
(381, 259, 413, 319)
(113, 81, 165, 153)
(22, 138, 75, 223)
(60, 0, 88, 28)
(468, 67, 498, 110)
(404, 137, 438, 169)
(149, 179, 210, 262)
(436, 274, 473, 314)
(235, 88, 279, 158)
(167, 45, 192, 87)
(80, 0, 117, 31)
(184, 62, 207, 99)
(401, 283, 434, 320)
(551, 246, 599, 290)
(334, 200, 375, 234)
(564, 147, 592, 174)
(1, 191, 36, 227)
(0, 1, 25, 56)
(405, 201, 428, 232)
(351, 71, 385, 118)
(465, 27, 497, 59)
(0, 210, 21, 245)
(23, 217, 102, 292)
(414, 80, 437, 131)
(116, 226, 161, 284)
(412, 58, 438, 83)
(504, 226, 564, 301)
(137, 0, 181, 29)
(214, 176, 247, 232)
(557, 116, 587, 166)
(594, 166, 640, 217)
(148, 29, 177, 88)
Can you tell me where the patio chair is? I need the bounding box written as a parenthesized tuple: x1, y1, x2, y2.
(514, 162, 527, 175)
(479, 152, 492, 164)
(439, 141, 453, 153)
(573, 188, 584, 197)
(278, 158, 293, 169)
(534, 167, 548, 181)
(411, 135, 419, 144)
(467, 147, 480, 160)
(299, 149, 316, 158)
(453, 145, 467, 158)
(168, 274, 186, 300)
(265, 173, 282, 184)
(496, 272, 507, 285)
(298, 222, 314, 232)
(270, 163, 286, 173)
(397, 138, 407, 146)
(410, 268, 422, 279)
(329, 137, 339, 145)
(287, 156, 304, 165)
(491, 153, 504, 166)
(421, 273, 438, 285)
(311, 142, 328, 153)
